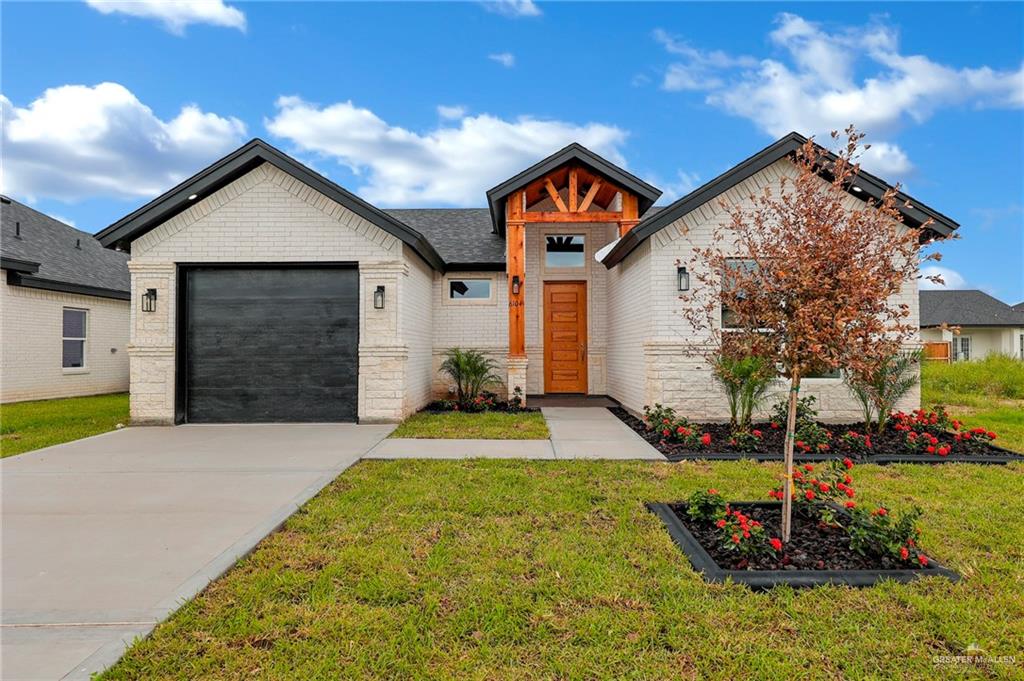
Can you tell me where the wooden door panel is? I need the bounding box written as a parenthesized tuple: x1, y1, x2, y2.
(544, 281, 587, 393)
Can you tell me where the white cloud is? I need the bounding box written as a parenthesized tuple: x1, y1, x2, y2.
(482, 0, 541, 18)
(265, 96, 628, 206)
(437, 105, 467, 120)
(1, 82, 247, 202)
(489, 52, 516, 68)
(654, 13, 1024, 177)
(84, 0, 246, 34)
(650, 169, 701, 203)
(49, 214, 77, 228)
(920, 266, 968, 290)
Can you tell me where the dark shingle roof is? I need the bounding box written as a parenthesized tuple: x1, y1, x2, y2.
(1, 196, 129, 294)
(384, 208, 505, 267)
(920, 290, 1024, 327)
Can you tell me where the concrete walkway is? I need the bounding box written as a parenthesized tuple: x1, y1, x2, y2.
(367, 407, 664, 460)
(0, 423, 391, 681)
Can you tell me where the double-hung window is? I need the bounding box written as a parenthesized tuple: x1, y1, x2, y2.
(953, 336, 971, 362)
(62, 308, 87, 369)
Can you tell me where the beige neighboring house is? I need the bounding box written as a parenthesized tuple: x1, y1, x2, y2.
(1, 196, 130, 402)
(95, 134, 957, 425)
(920, 290, 1024, 361)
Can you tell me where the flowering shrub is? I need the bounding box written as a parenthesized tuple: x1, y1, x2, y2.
(795, 423, 833, 454)
(840, 430, 872, 454)
(729, 428, 764, 452)
(845, 505, 927, 565)
(891, 407, 954, 434)
(718, 506, 774, 558)
(642, 403, 710, 448)
(955, 427, 998, 446)
(685, 488, 726, 521)
(769, 460, 856, 518)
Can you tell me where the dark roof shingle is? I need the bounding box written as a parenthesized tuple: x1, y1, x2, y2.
(920, 290, 1024, 327)
(1, 196, 129, 294)
(384, 208, 506, 267)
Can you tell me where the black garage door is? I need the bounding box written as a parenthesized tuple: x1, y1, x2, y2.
(181, 266, 359, 423)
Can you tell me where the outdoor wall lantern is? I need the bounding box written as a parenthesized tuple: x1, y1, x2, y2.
(141, 288, 158, 313)
(374, 285, 386, 310)
(511, 275, 521, 296)
(677, 266, 690, 292)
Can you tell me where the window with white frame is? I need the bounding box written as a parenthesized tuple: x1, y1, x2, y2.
(62, 308, 87, 368)
(721, 258, 758, 329)
(448, 278, 492, 300)
(953, 336, 971, 362)
(545, 234, 585, 268)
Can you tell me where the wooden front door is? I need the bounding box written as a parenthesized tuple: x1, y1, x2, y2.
(544, 281, 588, 393)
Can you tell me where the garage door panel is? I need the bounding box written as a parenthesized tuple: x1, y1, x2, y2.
(184, 267, 359, 423)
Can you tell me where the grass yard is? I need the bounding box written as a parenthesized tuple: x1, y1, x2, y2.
(0, 392, 129, 458)
(922, 355, 1024, 453)
(102, 459, 1024, 680)
(390, 410, 550, 439)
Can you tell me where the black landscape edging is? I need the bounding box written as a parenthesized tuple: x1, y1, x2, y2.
(647, 501, 960, 590)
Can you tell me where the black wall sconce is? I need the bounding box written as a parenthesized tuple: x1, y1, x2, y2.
(373, 285, 386, 310)
(141, 288, 158, 312)
(511, 275, 521, 296)
(677, 266, 690, 292)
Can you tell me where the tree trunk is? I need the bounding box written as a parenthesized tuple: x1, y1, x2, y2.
(781, 373, 801, 543)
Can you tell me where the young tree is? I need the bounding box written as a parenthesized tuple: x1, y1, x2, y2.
(683, 127, 948, 542)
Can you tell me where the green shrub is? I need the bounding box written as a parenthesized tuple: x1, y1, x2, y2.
(845, 350, 922, 433)
(439, 348, 501, 406)
(710, 353, 777, 429)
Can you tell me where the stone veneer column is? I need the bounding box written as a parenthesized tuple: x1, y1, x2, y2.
(127, 262, 176, 425)
(358, 261, 408, 422)
(506, 357, 528, 403)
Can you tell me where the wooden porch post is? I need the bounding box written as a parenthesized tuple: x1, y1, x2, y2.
(618, 192, 639, 237)
(506, 190, 528, 401)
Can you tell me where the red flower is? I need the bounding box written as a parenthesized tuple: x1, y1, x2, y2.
(926, 445, 935, 454)
(752, 429, 762, 438)
(805, 489, 816, 501)
(770, 421, 780, 429)
(716, 519, 727, 528)
(742, 530, 751, 539)
(700, 433, 712, 446)
(769, 537, 783, 552)
(864, 436, 872, 449)
(900, 546, 909, 560)
(845, 488, 855, 498)
(845, 501, 856, 509)
(795, 441, 805, 449)
(662, 429, 670, 437)
(732, 533, 740, 544)
(842, 458, 853, 469)
(708, 488, 718, 495)
(844, 474, 852, 485)
(818, 444, 830, 451)
(987, 431, 997, 440)
(803, 464, 814, 472)
(875, 507, 888, 516)
(918, 554, 929, 566)
(818, 483, 830, 493)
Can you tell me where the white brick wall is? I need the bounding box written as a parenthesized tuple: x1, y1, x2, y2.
(128, 162, 419, 424)
(432, 270, 508, 397)
(400, 244, 434, 412)
(605, 239, 650, 413)
(1, 280, 129, 402)
(607, 158, 922, 421)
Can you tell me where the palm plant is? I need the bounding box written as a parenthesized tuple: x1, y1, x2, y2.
(845, 350, 922, 433)
(439, 348, 501, 406)
(711, 353, 777, 430)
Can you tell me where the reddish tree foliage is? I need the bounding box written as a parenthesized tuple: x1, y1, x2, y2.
(682, 126, 950, 541)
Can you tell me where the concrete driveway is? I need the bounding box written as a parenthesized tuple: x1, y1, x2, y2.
(0, 423, 391, 681)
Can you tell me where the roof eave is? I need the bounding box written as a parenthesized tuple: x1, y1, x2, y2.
(96, 139, 446, 271)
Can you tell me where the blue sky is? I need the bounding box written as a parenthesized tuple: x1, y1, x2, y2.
(2, 1, 1022, 301)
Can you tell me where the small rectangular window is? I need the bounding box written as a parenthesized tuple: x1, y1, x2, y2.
(721, 259, 758, 329)
(62, 308, 87, 368)
(448, 279, 492, 300)
(545, 234, 585, 268)
(954, 336, 971, 362)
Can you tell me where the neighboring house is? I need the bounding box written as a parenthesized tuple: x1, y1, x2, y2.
(1, 196, 130, 402)
(920, 290, 1024, 361)
(96, 134, 957, 425)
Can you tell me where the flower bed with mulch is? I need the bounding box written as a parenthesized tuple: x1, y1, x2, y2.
(423, 390, 539, 414)
(611, 404, 1022, 464)
(648, 469, 959, 589)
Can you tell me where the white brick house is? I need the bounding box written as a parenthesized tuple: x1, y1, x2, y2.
(1, 197, 130, 402)
(96, 135, 957, 424)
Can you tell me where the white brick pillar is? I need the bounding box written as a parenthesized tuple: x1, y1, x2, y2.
(359, 261, 408, 422)
(127, 262, 176, 425)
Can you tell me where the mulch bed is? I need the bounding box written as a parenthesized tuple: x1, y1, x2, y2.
(612, 407, 1022, 465)
(423, 400, 540, 414)
(649, 501, 959, 588)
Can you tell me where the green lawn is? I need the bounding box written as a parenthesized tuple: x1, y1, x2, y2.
(102, 459, 1024, 680)
(0, 392, 129, 458)
(390, 410, 550, 439)
(922, 356, 1024, 453)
